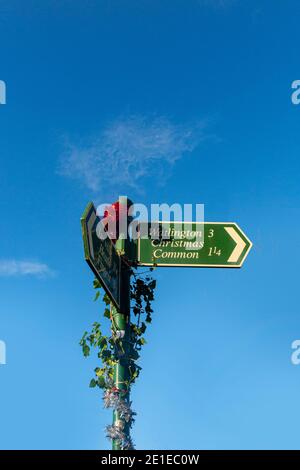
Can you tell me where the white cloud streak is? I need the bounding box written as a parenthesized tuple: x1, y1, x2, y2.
(0, 260, 54, 278)
(60, 115, 208, 194)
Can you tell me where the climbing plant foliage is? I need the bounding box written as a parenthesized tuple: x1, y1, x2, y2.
(80, 269, 156, 449)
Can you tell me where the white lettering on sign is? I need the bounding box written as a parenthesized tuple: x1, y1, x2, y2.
(153, 249, 199, 260)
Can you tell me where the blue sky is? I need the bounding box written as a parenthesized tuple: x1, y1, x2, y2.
(1, 0, 300, 450)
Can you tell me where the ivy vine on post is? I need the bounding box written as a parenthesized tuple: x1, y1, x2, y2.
(80, 269, 156, 449)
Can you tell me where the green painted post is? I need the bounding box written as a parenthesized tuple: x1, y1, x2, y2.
(112, 196, 132, 450)
(111, 276, 131, 449)
(111, 303, 130, 450)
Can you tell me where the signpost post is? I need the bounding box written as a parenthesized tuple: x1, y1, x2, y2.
(111, 197, 132, 451)
(81, 198, 132, 450)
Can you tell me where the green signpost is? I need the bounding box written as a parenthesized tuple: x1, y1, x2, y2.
(137, 222, 252, 268)
(81, 201, 253, 451)
(81, 202, 121, 310)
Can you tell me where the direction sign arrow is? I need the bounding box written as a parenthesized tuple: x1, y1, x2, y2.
(137, 222, 252, 268)
(224, 226, 247, 262)
(81, 202, 121, 309)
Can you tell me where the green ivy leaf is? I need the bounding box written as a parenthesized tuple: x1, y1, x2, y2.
(99, 337, 107, 349)
(101, 350, 112, 359)
(94, 291, 100, 302)
(95, 367, 105, 377)
(104, 308, 110, 319)
(138, 337, 147, 346)
(83, 344, 90, 357)
(79, 331, 88, 346)
(97, 376, 106, 389)
(89, 379, 97, 388)
(93, 279, 102, 289)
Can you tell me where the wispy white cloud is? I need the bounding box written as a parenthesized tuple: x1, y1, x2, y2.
(59, 115, 209, 194)
(0, 260, 54, 278)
